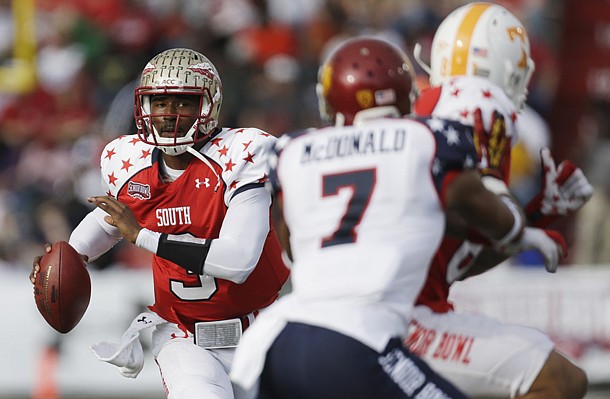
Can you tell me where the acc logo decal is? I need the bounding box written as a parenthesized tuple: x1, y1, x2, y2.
(128, 182, 151, 200)
(356, 89, 374, 109)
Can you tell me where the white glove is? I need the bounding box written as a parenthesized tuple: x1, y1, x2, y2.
(526, 148, 593, 226)
(556, 159, 593, 213)
(502, 227, 567, 273)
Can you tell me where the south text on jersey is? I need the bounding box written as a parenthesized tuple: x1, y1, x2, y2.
(157, 206, 192, 227)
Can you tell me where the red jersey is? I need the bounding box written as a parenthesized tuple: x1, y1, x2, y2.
(100, 128, 289, 332)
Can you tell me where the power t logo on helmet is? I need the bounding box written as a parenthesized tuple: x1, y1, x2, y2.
(427, 2, 535, 110)
(134, 48, 223, 155)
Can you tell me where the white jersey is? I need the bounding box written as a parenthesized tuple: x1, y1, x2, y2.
(266, 116, 478, 351)
(231, 115, 479, 391)
(415, 75, 519, 147)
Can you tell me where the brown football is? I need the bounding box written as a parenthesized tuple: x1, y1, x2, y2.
(33, 241, 91, 333)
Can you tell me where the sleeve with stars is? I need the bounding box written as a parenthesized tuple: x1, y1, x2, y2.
(417, 116, 479, 195)
(213, 128, 277, 206)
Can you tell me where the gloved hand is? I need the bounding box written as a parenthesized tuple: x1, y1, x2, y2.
(499, 227, 567, 273)
(525, 148, 593, 227)
(473, 108, 511, 182)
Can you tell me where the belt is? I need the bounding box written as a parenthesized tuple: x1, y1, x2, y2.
(193, 311, 258, 349)
(239, 310, 258, 332)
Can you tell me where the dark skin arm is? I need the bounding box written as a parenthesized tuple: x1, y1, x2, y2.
(444, 169, 522, 243)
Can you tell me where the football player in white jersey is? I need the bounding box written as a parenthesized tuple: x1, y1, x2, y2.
(408, 3, 591, 398)
(230, 37, 567, 399)
(31, 48, 289, 399)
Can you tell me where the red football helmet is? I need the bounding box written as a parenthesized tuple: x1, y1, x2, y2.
(317, 37, 416, 126)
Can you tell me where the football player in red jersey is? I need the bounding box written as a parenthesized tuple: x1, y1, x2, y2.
(31, 48, 289, 399)
(230, 37, 567, 399)
(407, 3, 591, 398)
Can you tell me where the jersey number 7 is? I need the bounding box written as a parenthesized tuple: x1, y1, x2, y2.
(321, 168, 376, 248)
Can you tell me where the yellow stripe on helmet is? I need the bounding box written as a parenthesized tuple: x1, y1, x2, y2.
(451, 2, 491, 76)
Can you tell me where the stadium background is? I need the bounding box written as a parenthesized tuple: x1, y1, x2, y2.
(1, 0, 609, 398)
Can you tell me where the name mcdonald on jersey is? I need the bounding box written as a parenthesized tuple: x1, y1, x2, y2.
(301, 128, 406, 163)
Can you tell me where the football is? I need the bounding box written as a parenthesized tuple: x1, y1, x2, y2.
(33, 241, 91, 333)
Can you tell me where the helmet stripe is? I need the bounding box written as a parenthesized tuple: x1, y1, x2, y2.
(451, 3, 491, 76)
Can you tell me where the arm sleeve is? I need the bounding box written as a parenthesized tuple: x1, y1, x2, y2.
(149, 187, 271, 284)
(69, 207, 123, 261)
(204, 186, 271, 284)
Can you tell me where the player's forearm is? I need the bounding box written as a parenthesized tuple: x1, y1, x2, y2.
(446, 170, 524, 243)
(69, 208, 123, 262)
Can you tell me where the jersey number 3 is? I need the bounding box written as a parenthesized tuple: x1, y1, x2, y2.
(322, 168, 376, 247)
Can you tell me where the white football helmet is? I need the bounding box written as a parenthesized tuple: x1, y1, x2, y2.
(134, 48, 223, 155)
(428, 2, 535, 110)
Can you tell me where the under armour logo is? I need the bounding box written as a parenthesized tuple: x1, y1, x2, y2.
(195, 178, 210, 188)
(138, 316, 152, 324)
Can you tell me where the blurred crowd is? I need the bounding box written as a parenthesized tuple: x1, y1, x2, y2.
(0, 0, 607, 271)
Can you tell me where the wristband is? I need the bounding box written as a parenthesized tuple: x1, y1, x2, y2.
(135, 228, 161, 253)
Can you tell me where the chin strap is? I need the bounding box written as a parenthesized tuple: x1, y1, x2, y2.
(186, 146, 221, 192)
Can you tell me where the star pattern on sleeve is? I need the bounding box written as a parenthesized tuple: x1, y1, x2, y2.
(243, 152, 255, 163)
(225, 159, 236, 171)
(426, 117, 445, 132)
(121, 158, 133, 172)
(108, 172, 118, 186)
(211, 137, 223, 147)
(464, 155, 476, 169)
(104, 148, 116, 160)
(444, 125, 460, 145)
(129, 137, 140, 145)
(218, 145, 229, 157)
(140, 149, 151, 159)
(432, 158, 442, 175)
(242, 140, 253, 151)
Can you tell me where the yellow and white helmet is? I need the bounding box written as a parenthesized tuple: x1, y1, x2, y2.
(428, 2, 535, 110)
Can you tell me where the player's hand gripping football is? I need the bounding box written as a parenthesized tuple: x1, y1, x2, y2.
(30, 243, 89, 284)
(525, 148, 593, 227)
(88, 196, 142, 243)
(473, 108, 511, 181)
